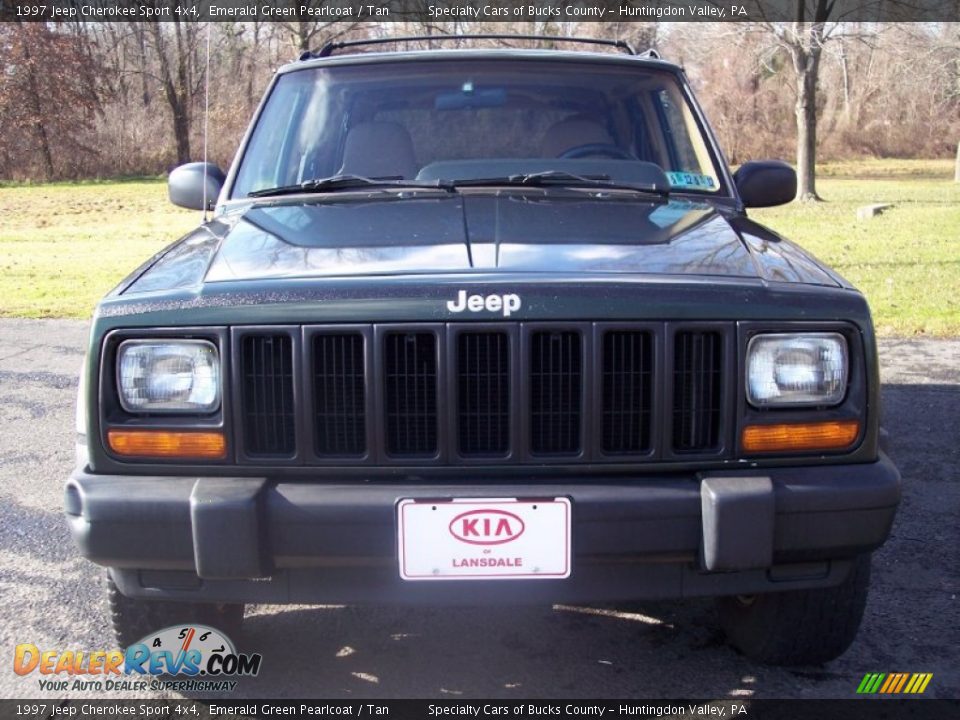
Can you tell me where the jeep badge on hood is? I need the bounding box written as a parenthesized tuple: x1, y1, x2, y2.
(447, 290, 522, 317)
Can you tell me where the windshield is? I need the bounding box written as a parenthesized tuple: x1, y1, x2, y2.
(232, 59, 724, 198)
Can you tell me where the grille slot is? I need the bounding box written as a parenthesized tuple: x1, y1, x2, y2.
(240, 334, 295, 456)
(457, 332, 510, 457)
(672, 331, 723, 452)
(313, 333, 366, 456)
(529, 331, 582, 455)
(384, 332, 438, 456)
(602, 331, 653, 454)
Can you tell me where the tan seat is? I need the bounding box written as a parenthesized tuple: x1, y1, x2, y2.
(338, 122, 418, 179)
(541, 118, 615, 158)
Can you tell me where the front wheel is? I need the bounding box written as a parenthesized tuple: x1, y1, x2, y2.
(717, 554, 871, 665)
(106, 572, 244, 648)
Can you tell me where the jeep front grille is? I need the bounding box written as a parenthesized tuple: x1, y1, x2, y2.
(530, 331, 582, 455)
(602, 330, 653, 454)
(384, 332, 438, 457)
(672, 330, 723, 452)
(239, 333, 296, 457)
(232, 323, 730, 465)
(313, 333, 366, 456)
(457, 331, 510, 457)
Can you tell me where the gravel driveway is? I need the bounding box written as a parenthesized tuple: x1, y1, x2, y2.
(0, 319, 956, 700)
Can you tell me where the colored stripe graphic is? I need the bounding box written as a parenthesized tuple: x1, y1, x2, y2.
(893, 673, 909, 693)
(857, 673, 932, 694)
(856, 673, 884, 694)
(880, 673, 900, 694)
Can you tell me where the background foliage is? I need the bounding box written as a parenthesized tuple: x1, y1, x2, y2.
(1, 21, 959, 181)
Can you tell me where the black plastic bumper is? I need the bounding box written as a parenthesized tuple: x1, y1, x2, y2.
(65, 455, 900, 604)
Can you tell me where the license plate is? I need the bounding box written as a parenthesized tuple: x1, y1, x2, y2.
(397, 498, 571, 581)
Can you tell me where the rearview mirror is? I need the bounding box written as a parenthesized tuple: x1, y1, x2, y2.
(435, 87, 507, 111)
(734, 161, 796, 208)
(168, 162, 226, 211)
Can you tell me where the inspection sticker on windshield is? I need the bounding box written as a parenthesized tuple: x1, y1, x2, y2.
(667, 171, 716, 190)
(398, 498, 571, 580)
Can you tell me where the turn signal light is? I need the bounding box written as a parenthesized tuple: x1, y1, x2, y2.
(742, 420, 860, 453)
(107, 430, 227, 460)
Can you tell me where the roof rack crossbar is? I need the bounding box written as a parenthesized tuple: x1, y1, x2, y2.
(310, 34, 637, 59)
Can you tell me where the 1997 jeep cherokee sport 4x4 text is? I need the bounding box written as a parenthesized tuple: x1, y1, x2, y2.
(66, 36, 900, 665)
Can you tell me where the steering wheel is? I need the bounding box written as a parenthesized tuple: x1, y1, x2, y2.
(559, 143, 636, 160)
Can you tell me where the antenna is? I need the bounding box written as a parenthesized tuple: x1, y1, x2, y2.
(202, 22, 211, 222)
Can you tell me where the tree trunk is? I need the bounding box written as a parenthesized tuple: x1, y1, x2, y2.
(150, 23, 192, 165)
(131, 23, 151, 107)
(246, 22, 260, 111)
(172, 100, 190, 166)
(795, 67, 819, 201)
(788, 21, 824, 204)
(20, 36, 55, 180)
(838, 38, 851, 122)
(33, 120, 55, 180)
(295, 21, 310, 53)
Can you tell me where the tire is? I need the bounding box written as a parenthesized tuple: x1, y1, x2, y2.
(106, 572, 244, 648)
(717, 554, 871, 666)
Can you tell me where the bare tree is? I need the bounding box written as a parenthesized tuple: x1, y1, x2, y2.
(591, 21, 659, 54)
(757, 2, 841, 201)
(0, 23, 96, 180)
(753, 2, 938, 201)
(2, 19, 958, 183)
(145, 21, 203, 165)
(275, 2, 360, 56)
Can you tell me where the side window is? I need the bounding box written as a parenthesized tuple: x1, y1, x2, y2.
(233, 75, 341, 196)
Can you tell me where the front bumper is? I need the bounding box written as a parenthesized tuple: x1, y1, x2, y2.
(65, 455, 900, 604)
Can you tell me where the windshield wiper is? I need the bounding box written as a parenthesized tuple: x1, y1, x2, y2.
(451, 171, 669, 197)
(249, 171, 669, 199)
(248, 174, 454, 198)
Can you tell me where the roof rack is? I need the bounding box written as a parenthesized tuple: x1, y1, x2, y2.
(306, 34, 638, 60)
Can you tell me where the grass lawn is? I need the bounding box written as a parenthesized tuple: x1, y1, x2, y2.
(1, 161, 958, 335)
(750, 159, 959, 336)
(0, 179, 197, 319)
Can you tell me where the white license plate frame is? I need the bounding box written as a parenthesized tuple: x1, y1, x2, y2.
(397, 497, 571, 581)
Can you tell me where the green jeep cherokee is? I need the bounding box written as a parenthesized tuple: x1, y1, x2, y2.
(66, 36, 900, 665)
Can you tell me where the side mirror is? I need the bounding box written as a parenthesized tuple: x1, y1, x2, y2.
(168, 162, 226, 211)
(734, 161, 797, 208)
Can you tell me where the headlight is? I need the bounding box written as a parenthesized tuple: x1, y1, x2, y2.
(746, 333, 847, 407)
(117, 340, 220, 413)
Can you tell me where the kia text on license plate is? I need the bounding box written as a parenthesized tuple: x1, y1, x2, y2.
(397, 498, 571, 580)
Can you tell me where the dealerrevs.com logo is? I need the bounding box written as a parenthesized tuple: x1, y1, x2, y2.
(14, 624, 261, 693)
